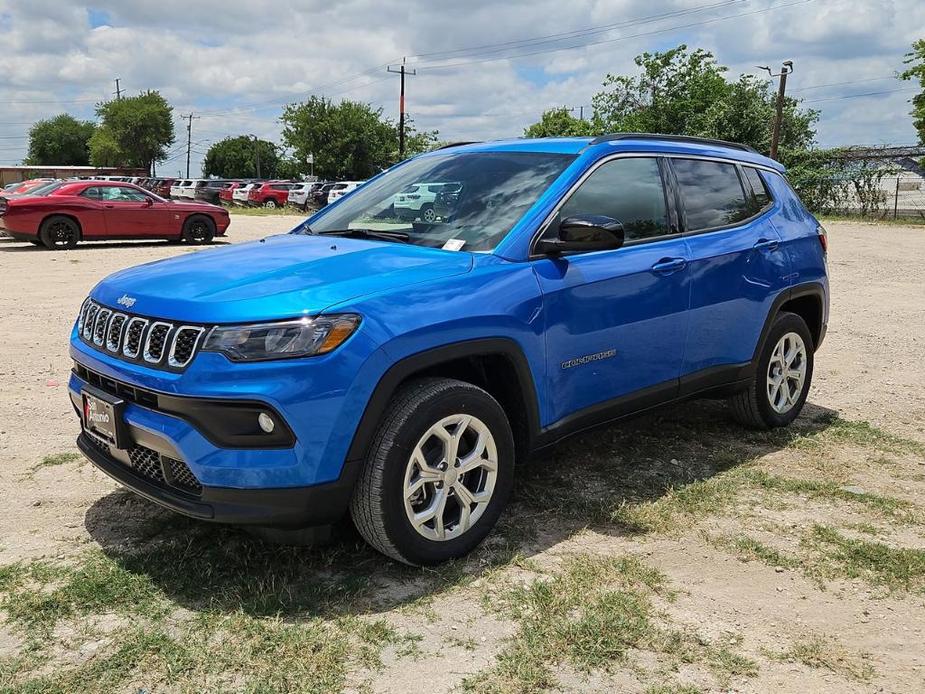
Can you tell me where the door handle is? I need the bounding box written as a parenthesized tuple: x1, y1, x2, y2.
(104, 204, 114, 209)
(651, 257, 687, 274)
(753, 238, 779, 251)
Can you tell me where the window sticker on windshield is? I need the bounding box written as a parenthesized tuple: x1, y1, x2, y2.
(442, 239, 466, 251)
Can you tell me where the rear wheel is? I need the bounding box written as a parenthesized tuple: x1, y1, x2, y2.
(350, 378, 514, 565)
(182, 215, 215, 245)
(728, 311, 814, 429)
(39, 215, 79, 250)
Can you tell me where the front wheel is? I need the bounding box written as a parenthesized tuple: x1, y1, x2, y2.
(263, 199, 277, 209)
(350, 378, 515, 565)
(728, 311, 814, 429)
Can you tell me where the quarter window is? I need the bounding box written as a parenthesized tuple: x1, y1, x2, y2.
(80, 186, 102, 200)
(672, 159, 751, 231)
(556, 157, 671, 242)
(743, 166, 772, 213)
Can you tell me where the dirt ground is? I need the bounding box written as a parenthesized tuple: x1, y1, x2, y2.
(1, 217, 924, 693)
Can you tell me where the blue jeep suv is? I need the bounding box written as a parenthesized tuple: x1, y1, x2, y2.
(70, 134, 828, 565)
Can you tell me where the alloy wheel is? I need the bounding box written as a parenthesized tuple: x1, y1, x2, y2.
(766, 331, 807, 414)
(403, 414, 498, 541)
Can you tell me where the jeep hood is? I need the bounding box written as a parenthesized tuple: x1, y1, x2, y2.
(91, 233, 473, 323)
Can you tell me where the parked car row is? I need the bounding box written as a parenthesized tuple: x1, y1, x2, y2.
(0, 178, 230, 249)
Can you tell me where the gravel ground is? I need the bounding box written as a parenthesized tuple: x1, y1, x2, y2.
(0, 217, 924, 692)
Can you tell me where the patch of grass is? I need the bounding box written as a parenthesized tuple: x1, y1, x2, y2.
(227, 206, 304, 216)
(802, 525, 925, 594)
(819, 214, 925, 227)
(31, 451, 82, 471)
(2, 552, 165, 635)
(467, 553, 754, 692)
(791, 417, 925, 457)
(716, 535, 800, 569)
(778, 633, 875, 683)
(645, 685, 703, 694)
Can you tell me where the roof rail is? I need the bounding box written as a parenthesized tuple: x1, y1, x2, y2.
(435, 141, 481, 150)
(588, 133, 759, 154)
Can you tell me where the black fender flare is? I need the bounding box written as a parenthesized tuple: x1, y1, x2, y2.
(344, 337, 541, 467)
(752, 281, 826, 364)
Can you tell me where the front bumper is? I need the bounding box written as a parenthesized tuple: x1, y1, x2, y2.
(77, 432, 355, 526)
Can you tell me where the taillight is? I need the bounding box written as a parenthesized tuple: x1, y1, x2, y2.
(816, 224, 828, 254)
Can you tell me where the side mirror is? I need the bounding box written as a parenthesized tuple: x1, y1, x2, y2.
(144, 197, 154, 207)
(535, 214, 625, 256)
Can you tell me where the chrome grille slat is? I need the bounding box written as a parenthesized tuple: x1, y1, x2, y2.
(122, 317, 148, 358)
(76, 300, 205, 371)
(92, 308, 111, 346)
(82, 304, 99, 340)
(106, 313, 127, 352)
(168, 326, 205, 368)
(143, 322, 172, 364)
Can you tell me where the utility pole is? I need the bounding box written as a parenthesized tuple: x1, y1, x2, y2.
(387, 58, 416, 160)
(114, 77, 123, 100)
(758, 60, 793, 160)
(180, 113, 199, 178)
(249, 135, 261, 178)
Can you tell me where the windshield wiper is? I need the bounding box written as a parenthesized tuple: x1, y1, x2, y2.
(317, 228, 410, 243)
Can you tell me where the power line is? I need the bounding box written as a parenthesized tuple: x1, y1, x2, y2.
(789, 75, 897, 93)
(410, 0, 743, 62)
(412, 0, 817, 72)
(803, 87, 917, 104)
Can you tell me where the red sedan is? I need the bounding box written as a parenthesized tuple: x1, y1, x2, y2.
(0, 180, 230, 250)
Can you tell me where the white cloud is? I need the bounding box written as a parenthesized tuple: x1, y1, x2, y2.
(0, 0, 920, 171)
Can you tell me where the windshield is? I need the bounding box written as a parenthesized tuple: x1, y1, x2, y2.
(302, 151, 575, 251)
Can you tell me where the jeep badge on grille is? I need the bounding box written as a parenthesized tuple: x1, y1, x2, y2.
(117, 294, 137, 308)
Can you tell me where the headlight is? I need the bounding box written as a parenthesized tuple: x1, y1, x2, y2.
(202, 314, 360, 362)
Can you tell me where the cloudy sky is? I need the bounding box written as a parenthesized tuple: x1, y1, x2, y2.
(0, 0, 921, 176)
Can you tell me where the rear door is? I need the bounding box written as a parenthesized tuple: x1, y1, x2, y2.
(532, 155, 691, 424)
(672, 157, 790, 389)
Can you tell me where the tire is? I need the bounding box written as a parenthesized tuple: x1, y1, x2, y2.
(39, 215, 79, 250)
(29, 240, 43, 246)
(420, 204, 437, 223)
(263, 199, 277, 209)
(182, 215, 215, 245)
(728, 311, 814, 429)
(350, 377, 515, 566)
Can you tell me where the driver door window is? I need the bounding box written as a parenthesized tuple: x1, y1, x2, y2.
(556, 157, 671, 243)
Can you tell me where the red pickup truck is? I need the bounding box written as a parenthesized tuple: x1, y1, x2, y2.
(247, 182, 296, 208)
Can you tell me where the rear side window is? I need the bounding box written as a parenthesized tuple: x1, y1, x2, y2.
(557, 157, 670, 242)
(742, 167, 772, 213)
(80, 187, 102, 200)
(672, 159, 750, 231)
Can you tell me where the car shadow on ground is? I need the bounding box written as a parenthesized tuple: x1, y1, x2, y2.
(0, 238, 230, 252)
(84, 399, 839, 621)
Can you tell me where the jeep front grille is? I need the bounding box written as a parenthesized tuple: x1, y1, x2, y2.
(88, 435, 202, 497)
(77, 300, 206, 371)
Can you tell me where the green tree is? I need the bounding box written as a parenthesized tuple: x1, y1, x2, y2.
(403, 117, 441, 157)
(900, 38, 925, 145)
(90, 91, 175, 172)
(523, 107, 593, 137)
(541, 44, 818, 155)
(202, 136, 280, 178)
(281, 96, 397, 180)
(25, 114, 96, 165)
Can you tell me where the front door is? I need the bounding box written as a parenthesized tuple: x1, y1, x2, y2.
(532, 156, 691, 426)
(99, 185, 171, 237)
